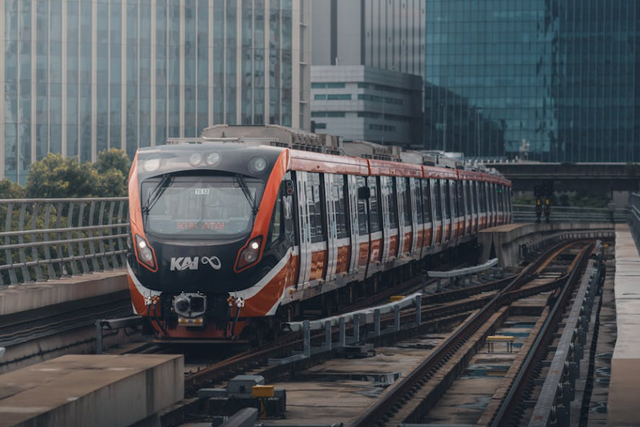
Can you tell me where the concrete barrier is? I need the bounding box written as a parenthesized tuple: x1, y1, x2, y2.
(0, 270, 127, 316)
(0, 354, 184, 427)
(478, 222, 614, 268)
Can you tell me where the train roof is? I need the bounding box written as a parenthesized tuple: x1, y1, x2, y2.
(150, 125, 510, 186)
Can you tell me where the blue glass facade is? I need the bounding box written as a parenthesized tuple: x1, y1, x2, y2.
(425, 0, 640, 162)
(1, 0, 309, 183)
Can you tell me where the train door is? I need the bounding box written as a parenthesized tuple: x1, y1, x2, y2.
(366, 176, 383, 276)
(433, 179, 443, 245)
(410, 178, 421, 259)
(398, 177, 412, 259)
(443, 180, 452, 244)
(492, 183, 498, 227)
(347, 175, 360, 275)
(478, 181, 486, 230)
(380, 176, 399, 265)
(295, 171, 312, 286)
(472, 180, 479, 232)
(497, 184, 504, 225)
(455, 180, 465, 239)
(323, 174, 337, 281)
(464, 180, 472, 235)
(466, 180, 474, 234)
(352, 176, 369, 276)
(422, 179, 434, 250)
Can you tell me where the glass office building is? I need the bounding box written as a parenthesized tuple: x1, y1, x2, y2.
(0, 0, 310, 183)
(425, 0, 640, 162)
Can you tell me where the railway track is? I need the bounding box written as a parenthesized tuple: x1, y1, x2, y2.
(350, 240, 600, 427)
(177, 241, 580, 396)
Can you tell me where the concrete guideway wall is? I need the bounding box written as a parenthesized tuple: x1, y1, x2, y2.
(608, 224, 640, 426)
(0, 354, 183, 427)
(478, 222, 614, 268)
(0, 270, 127, 316)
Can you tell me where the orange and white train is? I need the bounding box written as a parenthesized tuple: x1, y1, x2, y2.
(127, 125, 512, 341)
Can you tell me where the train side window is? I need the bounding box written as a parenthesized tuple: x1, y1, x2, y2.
(422, 179, 432, 223)
(268, 190, 283, 245)
(443, 180, 451, 220)
(401, 178, 412, 226)
(498, 185, 504, 212)
(368, 176, 381, 233)
(356, 176, 369, 236)
(464, 180, 472, 215)
(333, 174, 349, 239)
(456, 180, 464, 217)
(307, 172, 326, 243)
(479, 182, 486, 213)
(414, 179, 423, 225)
(471, 181, 476, 215)
(388, 177, 399, 228)
(434, 180, 443, 221)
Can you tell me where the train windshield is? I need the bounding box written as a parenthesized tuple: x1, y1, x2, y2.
(141, 175, 264, 238)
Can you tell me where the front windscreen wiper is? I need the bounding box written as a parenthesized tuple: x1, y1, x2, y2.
(235, 175, 259, 216)
(142, 174, 173, 220)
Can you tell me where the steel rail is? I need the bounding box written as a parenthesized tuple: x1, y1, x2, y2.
(488, 242, 595, 427)
(349, 240, 586, 427)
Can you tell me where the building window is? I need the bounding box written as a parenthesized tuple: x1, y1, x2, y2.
(315, 123, 327, 129)
(369, 124, 396, 132)
(312, 111, 346, 118)
(314, 94, 327, 100)
(327, 94, 351, 100)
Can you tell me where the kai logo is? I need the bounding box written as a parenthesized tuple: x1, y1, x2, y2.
(170, 256, 222, 271)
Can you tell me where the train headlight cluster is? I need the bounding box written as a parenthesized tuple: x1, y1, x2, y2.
(143, 157, 161, 173)
(189, 152, 203, 166)
(206, 152, 221, 166)
(135, 235, 157, 271)
(248, 156, 268, 174)
(236, 236, 263, 270)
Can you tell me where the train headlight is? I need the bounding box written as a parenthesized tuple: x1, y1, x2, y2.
(143, 157, 161, 173)
(135, 235, 157, 271)
(189, 152, 203, 166)
(236, 236, 263, 271)
(206, 152, 221, 166)
(248, 156, 268, 174)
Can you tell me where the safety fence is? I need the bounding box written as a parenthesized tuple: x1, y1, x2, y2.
(513, 204, 627, 224)
(629, 194, 640, 247)
(0, 197, 128, 286)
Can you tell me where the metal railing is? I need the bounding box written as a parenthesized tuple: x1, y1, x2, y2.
(513, 204, 627, 223)
(629, 194, 640, 245)
(0, 198, 129, 286)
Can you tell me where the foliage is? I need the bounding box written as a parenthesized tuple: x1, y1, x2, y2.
(95, 148, 130, 176)
(21, 150, 131, 199)
(25, 154, 100, 198)
(0, 178, 26, 199)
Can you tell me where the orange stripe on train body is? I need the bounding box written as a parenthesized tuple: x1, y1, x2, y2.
(234, 149, 291, 273)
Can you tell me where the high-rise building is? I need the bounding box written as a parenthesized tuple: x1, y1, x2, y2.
(311, 65, 423, 148)
(0, 0, 311, 183)
(310, 0, 425, 148)
(425, 0, 640, 162)
(312, 0, 425, 78)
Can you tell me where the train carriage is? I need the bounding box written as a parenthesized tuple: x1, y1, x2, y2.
(127, 125, 512, 340)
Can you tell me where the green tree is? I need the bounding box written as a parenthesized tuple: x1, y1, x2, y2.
(95, 148, 130, 176)
(25, 154, 100, 198)
(0, 178, 25, 199)
(96, 168, 128, 197)
(94, 149, 130, 197)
